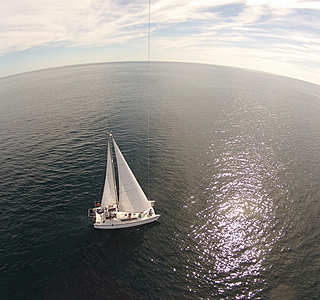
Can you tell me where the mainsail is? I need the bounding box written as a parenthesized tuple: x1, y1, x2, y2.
(113, 139, 151, 213)
(101, 136, 117, 208)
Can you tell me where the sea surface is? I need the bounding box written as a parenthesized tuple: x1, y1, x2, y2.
(0, 62, 319, 300)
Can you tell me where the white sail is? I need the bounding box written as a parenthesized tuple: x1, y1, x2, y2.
(101, 136, 117, 208)
(113, 138, 151, 213)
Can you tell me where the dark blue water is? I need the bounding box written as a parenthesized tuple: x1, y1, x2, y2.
(1, 62, 319, 299)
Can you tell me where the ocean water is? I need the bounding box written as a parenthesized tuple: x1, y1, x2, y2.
(0, 62, 319, 299)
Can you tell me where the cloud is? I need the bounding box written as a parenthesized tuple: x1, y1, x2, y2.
(1, 0, 145, 54)
(1, 0, 320, 84)
(2, 0, 319, 53)
(0, 1, 247, 54)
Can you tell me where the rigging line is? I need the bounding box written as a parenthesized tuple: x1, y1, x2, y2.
(147, 0, 151, 198)
(148, 0, 151, 66)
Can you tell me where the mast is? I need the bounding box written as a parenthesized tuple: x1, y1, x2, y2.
(109, 133, 118, 205)
(147, 0, 151, 198)
(101, 133, 118, 207)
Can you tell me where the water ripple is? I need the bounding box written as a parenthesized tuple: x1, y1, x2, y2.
(183, 97, 291, 298)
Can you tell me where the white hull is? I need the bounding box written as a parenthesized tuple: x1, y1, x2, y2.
(94, 214, 160, 229)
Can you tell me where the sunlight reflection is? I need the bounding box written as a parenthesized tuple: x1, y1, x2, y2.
(186, 191, 278, 298)
(185, 131, 286, 298)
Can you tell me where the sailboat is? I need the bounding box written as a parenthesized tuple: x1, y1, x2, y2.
(88, 133, 160, 229)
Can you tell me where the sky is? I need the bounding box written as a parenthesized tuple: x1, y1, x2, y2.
(1, 0, 320, 85)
